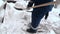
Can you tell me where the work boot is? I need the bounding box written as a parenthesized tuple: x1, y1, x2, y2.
(26, 28, 37, 33)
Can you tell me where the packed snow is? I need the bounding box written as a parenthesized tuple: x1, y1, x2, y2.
(0, 0, 60, 34)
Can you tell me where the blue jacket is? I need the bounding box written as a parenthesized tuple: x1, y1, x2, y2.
(27, 0, 54, 11)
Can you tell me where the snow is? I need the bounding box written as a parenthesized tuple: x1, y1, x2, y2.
(0, 0, 60, 34)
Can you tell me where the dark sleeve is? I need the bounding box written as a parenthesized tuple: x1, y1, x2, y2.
(27, 0, 34, 7)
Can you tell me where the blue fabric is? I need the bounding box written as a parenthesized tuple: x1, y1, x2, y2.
(31, 8, 49, 28)
(28, 0, 54, 11)
(27, 0, 54, 28)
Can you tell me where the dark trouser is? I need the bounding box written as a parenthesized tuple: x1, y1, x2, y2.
(31, 8, 49, 28)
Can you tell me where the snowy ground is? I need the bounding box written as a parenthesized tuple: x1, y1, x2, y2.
(0, 0, 60, 34)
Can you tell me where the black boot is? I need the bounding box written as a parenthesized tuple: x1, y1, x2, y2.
(26, 28, 37, 33)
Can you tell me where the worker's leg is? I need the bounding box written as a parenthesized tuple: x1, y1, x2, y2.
(31, 10, 46, 28)
(26, 9, 48, 33)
